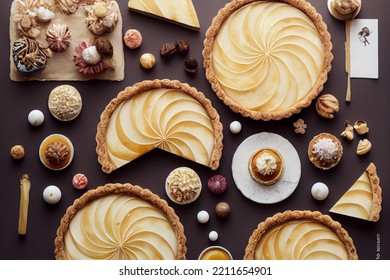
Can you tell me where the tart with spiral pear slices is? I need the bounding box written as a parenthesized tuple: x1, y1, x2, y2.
(203, 0, 333, 120)
(55, 183, 187, 260)
(96, 79, 223, 173)
(244, 210, 358, 260)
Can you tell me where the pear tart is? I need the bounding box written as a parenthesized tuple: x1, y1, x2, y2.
(55, 183, 187, 260)
(330, 163, 382, 222)
(96, 80, 223, 173)
(244, 210, 358, 260)
(203, 0, 333, 120)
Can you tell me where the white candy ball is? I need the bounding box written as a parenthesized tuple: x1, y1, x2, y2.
(28, 110, 44, 126)
(82, 46, 101, 65)
(209, 231, 218, 241)
(197, 210, 209, 224)
(43, 185, 62, 204)
(229, 121, 242, 134)
(311, 182, 329, 200)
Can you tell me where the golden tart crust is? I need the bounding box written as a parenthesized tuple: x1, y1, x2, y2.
(244, 210, 358, 260)
(55, 183, 187, 260)
(96, 79, 223, 173)
(203, 0, 333, 120)
(330, 162, 382, 222)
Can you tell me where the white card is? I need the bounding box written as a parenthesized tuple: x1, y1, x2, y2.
(349, 19, 379, 79)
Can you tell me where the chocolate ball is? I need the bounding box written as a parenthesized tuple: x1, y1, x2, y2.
(215, 202, 230, 218)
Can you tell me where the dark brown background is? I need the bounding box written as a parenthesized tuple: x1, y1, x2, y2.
(1, 0, 388, 260)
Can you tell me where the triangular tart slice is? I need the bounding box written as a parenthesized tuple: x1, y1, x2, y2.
(96, 79, 223, 174)
(330, 162, 382, 222)
(128, 0, 200, 31)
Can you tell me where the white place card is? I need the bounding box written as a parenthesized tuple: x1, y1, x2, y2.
(349, 19, 379, 79)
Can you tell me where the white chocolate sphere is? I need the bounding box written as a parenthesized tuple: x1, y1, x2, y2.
(229, 121, 242, 134)
(209, 231, 218, 241)
(82, 46, 101, 65)
(28, 110, 44, 126)
(311, 182, 329, 200)
(197, 210, 209, 224)
(43, 185, 62, 204)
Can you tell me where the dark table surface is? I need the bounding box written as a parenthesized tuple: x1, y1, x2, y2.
(1, 0, 389, 260)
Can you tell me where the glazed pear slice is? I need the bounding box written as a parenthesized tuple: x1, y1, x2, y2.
(330, 163, 382, 222)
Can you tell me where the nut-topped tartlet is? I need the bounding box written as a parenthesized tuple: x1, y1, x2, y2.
(249, 148, 284, 186)
(39, 134, 74, 170)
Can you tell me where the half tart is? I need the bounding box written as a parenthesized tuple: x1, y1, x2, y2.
(96, 79, 223, 173)
(55, 183, 187, 260)
(203, 0, 333, 120)
(244, 210, 358, 260)
(330, 162, 382, 222)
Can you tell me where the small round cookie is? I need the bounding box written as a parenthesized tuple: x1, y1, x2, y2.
(48, 85, 82, 121)
(165, 167, 202, 204)
(124, 29, 142, 49)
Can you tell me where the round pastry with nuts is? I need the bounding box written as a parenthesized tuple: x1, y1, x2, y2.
(165, 167, 202, 204)
(39, 134, 74, 170)
(249, 148, 284, 186)
(48, 85, 82, 121)
(308, 133, 343, 170)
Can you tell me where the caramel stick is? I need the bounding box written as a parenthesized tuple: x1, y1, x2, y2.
(345, 20, 352, 102)
(18, 174, 31, 235)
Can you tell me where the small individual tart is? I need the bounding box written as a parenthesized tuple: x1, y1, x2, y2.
(96, 79, 223, 173)
(330, 162, 382, 222)
(244, 210, 358, 260)
(55, 183, 187, 260)
(249, 148, 284, 185)
(203, 0, 333, 120)
(39, 134, 74, 170)
(308, 133, 343, 170)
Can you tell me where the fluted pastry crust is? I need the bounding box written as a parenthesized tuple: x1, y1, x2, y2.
(54, 183, 187, 260)
(203, 0, 333, 120)
(96, 79, 223, 173)
(330, 162, 382, 222)
(244, 210, 358, 260)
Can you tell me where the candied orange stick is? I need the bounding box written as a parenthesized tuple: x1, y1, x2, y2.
(18, 174, 31, 235)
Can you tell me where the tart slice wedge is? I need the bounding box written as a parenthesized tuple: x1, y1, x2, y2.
(330, 162, 382, 222)
(128, 0, 200, 31)
(96, 79, 223, 173)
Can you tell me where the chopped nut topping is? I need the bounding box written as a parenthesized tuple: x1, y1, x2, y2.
(166, 168, 201, 203)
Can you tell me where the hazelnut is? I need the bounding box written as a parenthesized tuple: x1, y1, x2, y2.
(340, 120, 354, 141)
(316, 94, 339, 119)
(10, 145, 25, 159)
(160, 42, 177, 58)
(139, 53, 155, 69)
(94, 37, 113, 57)
(215, 202, 231, 218)
(184, 57, 198, 73)
(353, 120, 369, 135)
(177, 40, 189, 55)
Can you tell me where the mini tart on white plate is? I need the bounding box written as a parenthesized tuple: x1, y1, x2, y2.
(203, 0, 333, 120)
(55, 183, 187, 260)
(96, 79, 223, 173)
(244, 210, 358, 260)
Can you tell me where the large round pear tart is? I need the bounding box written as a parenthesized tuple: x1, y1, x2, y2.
(55, 184, 186, 260)
(244, 211, 358, 260)
(203, 0, 333, 120)
(96, 79, 223, 173)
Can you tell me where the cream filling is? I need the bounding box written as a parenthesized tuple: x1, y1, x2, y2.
(64, 194, 178, 260)
(212, 2, 324, 112)
(330, 171, 372, 220)
(255, 153, 277, 176)
(254, 220, 349, 260)
(106, 88, 215, 169)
